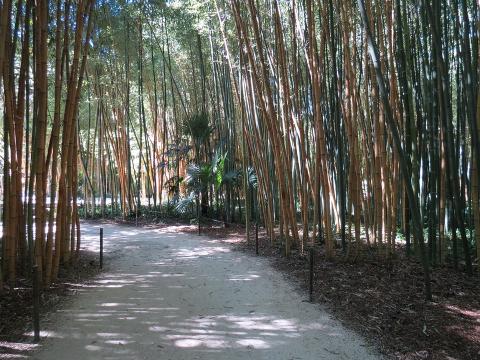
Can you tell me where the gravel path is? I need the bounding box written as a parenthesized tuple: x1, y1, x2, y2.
(31, 222, 380, 360)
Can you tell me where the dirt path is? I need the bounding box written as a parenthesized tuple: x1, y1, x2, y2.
(30, 222, 379, 360)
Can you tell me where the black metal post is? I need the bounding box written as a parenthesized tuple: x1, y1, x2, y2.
(197, 196, 201, 235)
(309, 248, 314, 302)
(100, 227, 104, 269)
(255, 222, 259, 255)
(32, 265, 40, 342)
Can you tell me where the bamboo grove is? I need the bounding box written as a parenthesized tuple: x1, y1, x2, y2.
(0, 0, 94, 289)
(0, 0, 479, 300)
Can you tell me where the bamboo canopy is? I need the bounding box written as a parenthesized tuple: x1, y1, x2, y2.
(0, 0, 479, 302)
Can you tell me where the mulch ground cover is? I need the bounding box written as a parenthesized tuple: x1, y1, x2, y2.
(0, 250, 101, 355)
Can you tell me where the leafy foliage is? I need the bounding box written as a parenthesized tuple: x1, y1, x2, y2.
(183, 112, 214, 148)
(222, 169, 241, 186)
(164, 176, 184, 198)
(175, 191, 197, 214)
(247, 166, 258, 189)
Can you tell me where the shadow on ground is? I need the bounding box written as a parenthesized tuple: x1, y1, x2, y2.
(1, 222, 378, 360)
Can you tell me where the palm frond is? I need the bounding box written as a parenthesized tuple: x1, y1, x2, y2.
(175, 192, 196, 214)
(185, 163, 201, 186)
(184, 162, 213, 191)
(247, 166, 258, 188)
(183, 112, 213, 144)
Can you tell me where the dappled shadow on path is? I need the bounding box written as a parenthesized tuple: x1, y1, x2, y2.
(1, 223, 376, 360)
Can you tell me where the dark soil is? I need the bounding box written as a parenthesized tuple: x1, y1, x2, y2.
(0, 251, 101, 355)
(197, 224, 480, 360)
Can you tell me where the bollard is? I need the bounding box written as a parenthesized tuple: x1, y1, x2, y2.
(32, 265, 40, 342)
(255, 222, 259, 255)
(100, 228, 104, 269)
(197, 200, 201, 236)
(309, 248, 314, 303)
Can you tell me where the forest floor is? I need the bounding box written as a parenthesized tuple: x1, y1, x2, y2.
(3, 221, 379, 359)
(0, 249, 101, 357)
(199, 224, 480, 360)
(3, 219, 477, 360)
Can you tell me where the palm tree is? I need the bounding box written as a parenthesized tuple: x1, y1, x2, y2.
(176, 151, 240, 233)
(176, 162, 214, 234)
(183, 112, 213, 164)
(183, 112, 214, 215)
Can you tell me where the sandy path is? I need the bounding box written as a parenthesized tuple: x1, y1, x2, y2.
(31, 222, 379, 360)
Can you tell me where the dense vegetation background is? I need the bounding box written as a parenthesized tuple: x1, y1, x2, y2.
(0, 0, 479, 307)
